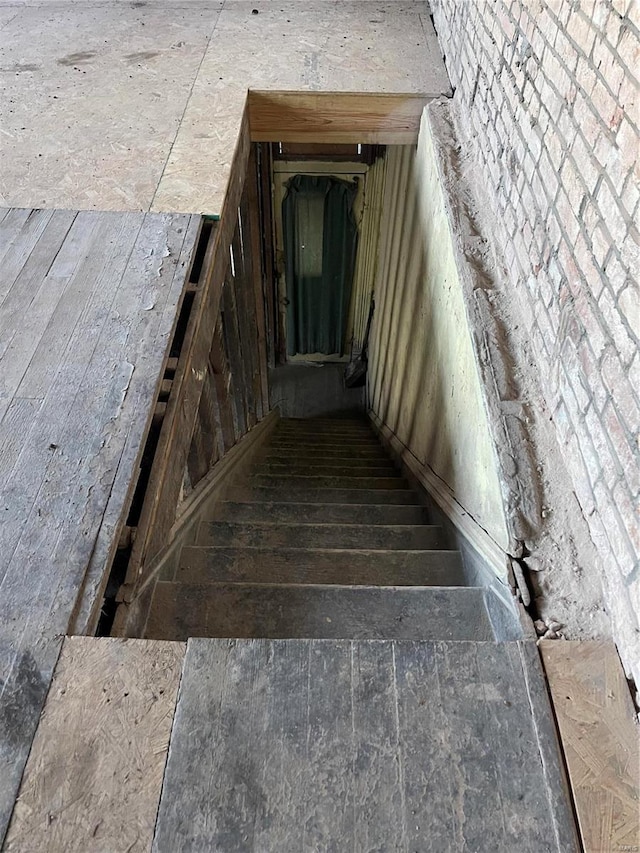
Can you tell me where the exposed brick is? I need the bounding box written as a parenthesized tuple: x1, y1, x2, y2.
(620, 167, 640, 217)
(431, 0, 639, 683)
(577, 338, 610, 412)
(570, 130, 601, 193)
(594, 480, 638, 573)
(567, 10, 597, 54)
(618, 283, 640, 340)
(601, 345, 640, 431)
(617, 21, 640, 73)
(590, 220, 613, 267)
(604, 400, 640, 496)
(567, 432, 597, 514)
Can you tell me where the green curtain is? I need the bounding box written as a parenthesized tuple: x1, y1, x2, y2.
(282, 174, 359, 356)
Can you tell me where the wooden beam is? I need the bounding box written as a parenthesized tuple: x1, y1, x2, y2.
(248, 91, 434, 145)
(245, 146, 270, 414)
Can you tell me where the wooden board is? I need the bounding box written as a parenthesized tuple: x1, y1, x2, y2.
(0, 208, 199, 843)
(248, 91, 433, 144)
(152, 639, 578, 852)
(4, 637, 185, 853)
(540, 640, 640, 853)
(143, 584, 495, 641)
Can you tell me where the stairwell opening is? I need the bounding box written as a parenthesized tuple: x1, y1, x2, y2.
(103, 97, 607, 655)
(103, 130, 528, 644)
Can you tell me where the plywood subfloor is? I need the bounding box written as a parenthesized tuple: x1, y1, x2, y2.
(0, 1, 451, 214)
(4, 637, 185, 853)
(541, 640, 640, 853)
(0, 207, 199, 841)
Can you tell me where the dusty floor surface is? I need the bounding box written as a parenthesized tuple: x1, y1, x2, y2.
(0, 0, 449, 214)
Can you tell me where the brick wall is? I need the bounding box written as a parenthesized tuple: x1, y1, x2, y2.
(429, 0, 639, 678)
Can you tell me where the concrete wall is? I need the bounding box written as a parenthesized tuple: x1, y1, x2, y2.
(430, 0, 639, 680)
(368, 140, 511, 572)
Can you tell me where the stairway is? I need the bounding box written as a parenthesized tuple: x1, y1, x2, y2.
(140, 416, 579, 851)
(144, 416, 499, 642)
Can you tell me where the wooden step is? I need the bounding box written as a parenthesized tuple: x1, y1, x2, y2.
(153, 639, 579, 853)
(274, 427, 376, 440)
(269, 435, 380, 447)
(260, 446, 390, 461)
(277, 419, 373, 432)
(280, 417, 369, 425)
(196, 521, 447, 550)
(178, 546, 465, 585)
(268, 441, 382, 453)
(226, 486, 419, 504)
(254, 462, 397, 478)
(212, 501, 429, 525)
(144, 583, 493, 641)
(251, 474, 408, 490)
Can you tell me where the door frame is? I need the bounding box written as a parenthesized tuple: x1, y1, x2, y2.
(272, 159, 368, 362)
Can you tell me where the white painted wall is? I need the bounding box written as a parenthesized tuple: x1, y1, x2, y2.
(368, 132, 510, 570)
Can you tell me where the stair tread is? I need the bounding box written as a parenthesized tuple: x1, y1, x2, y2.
(261, 453, 391, 464)
(263, 446, 389, 458)
(270, 436, 380, 445)
(251, 475, 409, 490)
(213, 501, 429, 525)
(197, 520, 447, 550)
(255, 463, 397, 476)
(227, 486, 420, 504)
(178, 545, 465, 586)
(145, 583, 493, 641)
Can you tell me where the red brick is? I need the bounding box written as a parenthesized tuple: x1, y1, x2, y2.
(621, 168, 640, 218)
(573, 231, 606, 303)
(594, 481, 638, 573)
(605, 252, 632, 295)
(571, 130, 601, 193)
(604, 400, 640, 496)
(575, 55, 598, 98)
(567, 432, 598, 515)
(578, 339, 610, 411)
(554, 190, 581, 244)
(618, 283, 640, 341)
(601, 344, 640, 436)
(617, 23, 640, 72)
(596, 179, 629, 244)
(572, 88, 607, 145)
(615, 117, 640, 173)
(567, 9, 597, 54)
(599, 283, 638, 363)
(591, 221, 613, 267)
(574, 405, 603, 478)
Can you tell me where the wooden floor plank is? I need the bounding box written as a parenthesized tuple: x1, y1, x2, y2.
(351, 641, 406, 848)
(393, 641, 458, 850)
(0, 209, 199, 842)
(540, 640, 640, 853)
(0, 209, 55, 300)
(4, 637, 185, 853)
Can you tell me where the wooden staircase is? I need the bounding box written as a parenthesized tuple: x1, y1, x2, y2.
(143, 416, 501, 642)
(92, 416, 580, 850)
